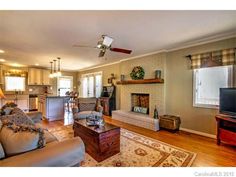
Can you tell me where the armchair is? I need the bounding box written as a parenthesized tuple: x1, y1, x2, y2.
(72, 97, 103, 119)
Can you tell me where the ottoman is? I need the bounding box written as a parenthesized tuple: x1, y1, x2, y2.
(159, 115, 181, 131)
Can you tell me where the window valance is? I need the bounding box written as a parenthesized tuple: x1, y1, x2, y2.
(188, 48, 236, 69)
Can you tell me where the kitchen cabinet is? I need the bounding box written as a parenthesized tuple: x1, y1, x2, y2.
(42, 69, 51, 85)
(28, 68, 51, 85)
(38, 95, 46, 117)
(0, 65, 3, 84)
(28, 68, 42, 85)
(38, 95, 66, 121)
(2, 95, 29, 112)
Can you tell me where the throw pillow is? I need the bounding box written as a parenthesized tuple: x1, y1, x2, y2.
(3, 107, 14, 115)
(0, 108, 34, 126)
(79, 103, 96, 112)
(0, 120, 45, 157)
(0, 143, 5, 159)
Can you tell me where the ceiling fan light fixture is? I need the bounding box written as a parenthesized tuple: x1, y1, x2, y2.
(97, 43, 102, 49)
(102, 35, 113, 47)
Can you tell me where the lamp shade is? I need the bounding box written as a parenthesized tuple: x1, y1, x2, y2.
(0, 88, 6, 99)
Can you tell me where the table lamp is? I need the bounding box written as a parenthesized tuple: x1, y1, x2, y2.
(0, 88, 6, 106)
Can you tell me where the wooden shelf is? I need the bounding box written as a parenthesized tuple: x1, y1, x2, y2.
(116, 78, 164, 85)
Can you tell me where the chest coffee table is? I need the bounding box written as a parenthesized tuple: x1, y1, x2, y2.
(73, 119, 120, 162)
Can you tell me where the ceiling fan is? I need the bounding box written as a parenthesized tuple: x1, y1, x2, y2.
(73, 35, 132, 57)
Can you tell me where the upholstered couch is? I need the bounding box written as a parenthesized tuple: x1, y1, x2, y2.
(72, 97, 103, 119)
(0, 110, 85, 167)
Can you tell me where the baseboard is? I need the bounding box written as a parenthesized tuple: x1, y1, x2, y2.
(180, 127, 216, 139)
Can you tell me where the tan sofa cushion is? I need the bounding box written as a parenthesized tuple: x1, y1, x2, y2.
(0, 137, 85, 167)
(44, 130, 58, 144)
(0, 143, 5, 159)
(0, 121, 45, 157)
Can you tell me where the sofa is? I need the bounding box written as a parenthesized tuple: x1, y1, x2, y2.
(72, 97, 103, 119)
(0, 110, 85, 167)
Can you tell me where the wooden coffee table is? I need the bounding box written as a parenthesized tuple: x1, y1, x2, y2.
(73, 119, 120, 162)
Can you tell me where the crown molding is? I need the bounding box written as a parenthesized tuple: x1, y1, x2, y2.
(78, 32, 236, 72)
(78, 61, 121, 72)
(119, 49, 168, 62)
(78, 49, 167, 72)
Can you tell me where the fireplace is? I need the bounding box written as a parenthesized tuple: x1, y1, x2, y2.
(131, 93, 149, 114)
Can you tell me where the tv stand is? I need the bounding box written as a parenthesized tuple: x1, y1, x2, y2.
(215, 114, 236, 146)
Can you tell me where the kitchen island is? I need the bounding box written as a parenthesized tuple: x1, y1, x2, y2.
(38, 95, 70, 121)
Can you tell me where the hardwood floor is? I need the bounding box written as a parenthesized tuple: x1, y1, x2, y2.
(42, 114, 236, 167)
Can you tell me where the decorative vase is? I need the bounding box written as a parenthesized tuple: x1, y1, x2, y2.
(155, 70, 161, 79)
(120, 75, 125, 81)
(153, 105, 159, 119)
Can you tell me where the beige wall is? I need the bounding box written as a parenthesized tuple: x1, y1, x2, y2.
(0, 65, 78, 96)
(166, 37, 236, 135)
(119, 53, 166, 117)
(78, 63, 121, 109)
(51, 70, 78, 95)
(78, 37, 236, 135)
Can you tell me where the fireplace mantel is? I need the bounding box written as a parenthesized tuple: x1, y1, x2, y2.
(116, 78, 164, 85)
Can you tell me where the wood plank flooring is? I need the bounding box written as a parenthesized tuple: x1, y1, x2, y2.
(42, 114, 236, 167)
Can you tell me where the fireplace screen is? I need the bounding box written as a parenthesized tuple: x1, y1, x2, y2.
(131, 93, 149, 114)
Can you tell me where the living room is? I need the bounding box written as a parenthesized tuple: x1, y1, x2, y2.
(0, 1, 236, 177)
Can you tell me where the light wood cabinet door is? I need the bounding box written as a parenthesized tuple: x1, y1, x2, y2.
(28, 68, 42, 85)
(0, 65, 3, 84)
(42, 69, 51, 85)
(2, 95, 29, 112)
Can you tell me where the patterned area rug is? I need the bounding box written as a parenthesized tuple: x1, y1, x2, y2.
(48, 125, 196, 167)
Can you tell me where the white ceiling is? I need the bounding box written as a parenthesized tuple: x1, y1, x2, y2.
(0, 11, 236, 71)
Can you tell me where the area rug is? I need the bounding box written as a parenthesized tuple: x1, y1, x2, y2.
(48, 125, 197, 167)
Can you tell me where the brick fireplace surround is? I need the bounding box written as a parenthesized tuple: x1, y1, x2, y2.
(112, 53, 166, 130)
(112, 83, 163, 131)
(120, 84, 165, 117)
(131, 93, 149, 114)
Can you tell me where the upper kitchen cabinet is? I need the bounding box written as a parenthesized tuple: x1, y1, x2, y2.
(28, 68, 51, 85)
(0, 65, 3, 84)
(42, 69, 51, 85)
(28, 68, 42, 85)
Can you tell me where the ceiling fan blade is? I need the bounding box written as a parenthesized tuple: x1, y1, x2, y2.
(110, 47, 132, 54)
(98, 50, 106, 57)
(73, 44, 97, 48)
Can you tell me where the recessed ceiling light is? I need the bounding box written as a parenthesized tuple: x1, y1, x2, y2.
(35, 63, 39, 66)
(0, 59, 5, 62)
(0, 50, 5, 53)
(11, 63, 21, 67)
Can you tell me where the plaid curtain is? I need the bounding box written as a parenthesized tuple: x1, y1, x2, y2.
(190, 48, 235, 69)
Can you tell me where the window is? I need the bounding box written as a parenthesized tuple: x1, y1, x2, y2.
(57, 76, 73, 96)
(193, 65, 233, 108)
(81, 72, 102, 98)
(5, 76, 26, 91)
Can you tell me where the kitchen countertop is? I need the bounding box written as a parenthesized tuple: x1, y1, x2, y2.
(46, 95, 70, 98)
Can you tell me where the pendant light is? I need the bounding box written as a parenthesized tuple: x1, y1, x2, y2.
(57, 57, 62, 77)
(53, 59, 57, 77)
(49, 61, 53, 78)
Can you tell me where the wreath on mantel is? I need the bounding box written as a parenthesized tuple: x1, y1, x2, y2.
(130, 66, 145, 80)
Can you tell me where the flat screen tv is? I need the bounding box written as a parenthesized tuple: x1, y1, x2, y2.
(219, 88, 236, 117)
